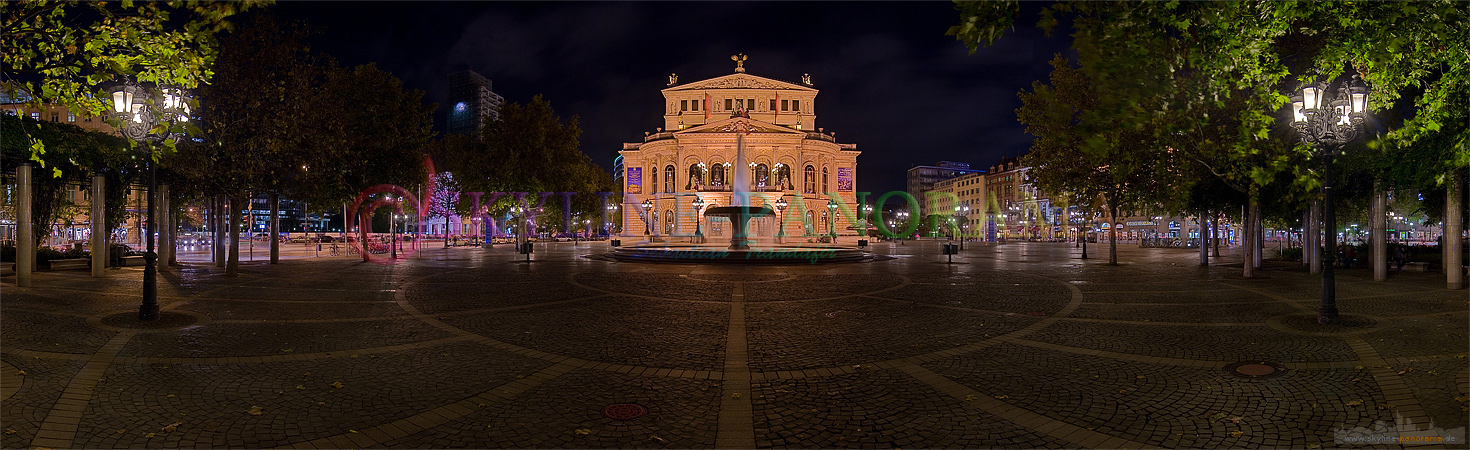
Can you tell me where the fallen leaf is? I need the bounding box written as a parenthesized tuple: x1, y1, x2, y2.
(246, 406, 263, 416)
(331, 381, 344, 389)
(1354, 365, 1364, 370)
(117, 429, 127, 434)
(964, 395, 977, 401)
(296, 385, 305, 390)
(2, 429, 13, 435)
(349, 430, 359, 434)
(1136, 375, 1145, 379)
(15, 371, 24, 376)
(1227, 416, 1244, 424)
(145, 433, 156, 438)
(486, 425, 493, 429)
(317, 402, 326, 405)
(166, 394, 175, 398)
(303, 372, 311, 376)
(1455, 396, 1468, 403)
(281, 349, 293, 353)
(1209, 412, 1227, 420)
(162, 422, 180, 433)
(1376, 404, 1394, 410)
(994, 395, 1009, 400)
(574, 428, 592, 435)
(650, 435, 667, 443)
(1230, 430, 1244, 438)
(1345, 400, 1363, 406)
(1396, 367, 1413, 375)
(1306, 444, 1322, 449)
(730, 393, 742, 399)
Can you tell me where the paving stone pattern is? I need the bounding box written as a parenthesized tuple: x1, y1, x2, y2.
(2, 241, 1467, 448)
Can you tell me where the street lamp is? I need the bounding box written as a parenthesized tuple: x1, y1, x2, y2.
(896, 210, 910, 244)
(826, 199, 838, 242)
(641, 199, 653, 237)
(605, 202, 618, 236)
(1288, 75, 1370, 324)
(106, 81, 191, 321)
(955, 203, 970, 250)
(692, 196, 705, 242)
(774, 197, 788, 243)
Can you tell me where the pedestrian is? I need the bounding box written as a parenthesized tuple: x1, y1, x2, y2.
(1390, 244, 1405, 271)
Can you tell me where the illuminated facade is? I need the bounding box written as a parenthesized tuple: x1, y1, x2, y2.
(618, 60, 861, 239)
(446, 70, 504, 138)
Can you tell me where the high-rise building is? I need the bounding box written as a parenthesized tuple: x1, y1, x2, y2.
(906, 161, 980, 209)
(446, 70, 504, 137)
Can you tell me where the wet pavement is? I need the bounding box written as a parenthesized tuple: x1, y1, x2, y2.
(3, 240, 1467, 449)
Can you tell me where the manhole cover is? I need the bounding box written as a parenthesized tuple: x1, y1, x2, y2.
(602, 403, 647, 420)
(824, 310, 866, 318)
(98, 311, 198, 330)
(1224, 361, 1285, 379)
(624, 348, 652, 357)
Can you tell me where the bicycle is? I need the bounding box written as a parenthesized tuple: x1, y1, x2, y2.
(329, 242, 341, 256)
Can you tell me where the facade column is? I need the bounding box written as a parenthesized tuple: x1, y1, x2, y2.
(1198, 211, 1209, 267)
(16, 164, 33, 287)
(91, 175, 107, 277)
(1372, 185, 1387, 281)
(1447, 170, 1465, 290)
(1309, 201, 1322, 274)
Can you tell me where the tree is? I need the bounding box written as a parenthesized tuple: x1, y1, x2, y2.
(445, 95, 615, 232)
(2, 113, 133, 250)
(2, 0, 265, 164)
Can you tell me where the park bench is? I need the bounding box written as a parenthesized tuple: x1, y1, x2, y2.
(121, 255, 146, 267)
(1403, 262, 1431, 273)
(47, 259, 89, 271)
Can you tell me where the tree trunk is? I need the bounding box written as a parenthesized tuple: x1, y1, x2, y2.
(1372, 183, 1387, 281)
(227, 194, 241, 276)
(1253, 201, 1264, 269)
(1303, 209, 1312, 267)
(1108, 202, 1119, 266)
(1243, 197, 1256, 279)
(1212, 214, 1220, 257)
(1309, 201, 1322, 274)
(1447, 169, 1465, 290)
(1199, 210, 1209, 267)
(270, 193, 280, 264)
(215, 195, 226, 268)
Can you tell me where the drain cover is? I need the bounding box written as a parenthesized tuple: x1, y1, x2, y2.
(624, 348, 652, 357)
(602, 403, 647, 420)
(824, 310, 866, 318)
(1224, 361, 1285, 379)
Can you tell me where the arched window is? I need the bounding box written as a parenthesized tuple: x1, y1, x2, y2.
(664, 165, 675, 193)
(755, 164, 769, 188)
(820, 211, 829, 234)
(806, 210, 817, 235)
(803, 165, 816, 194)
(650, 166, 658, 194)
(774, 164, 791, 190)
(711, 163, 726, 187)
(822, 167, 829, 194)
(687, 164, 704, 190)
(664, 209, 674, 234)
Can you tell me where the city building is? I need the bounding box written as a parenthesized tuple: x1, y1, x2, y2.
(445, 70, 504, 138)
(906, 161, 980, 210)
(618, 58, 861, 239)
(926, 171, 987, 237)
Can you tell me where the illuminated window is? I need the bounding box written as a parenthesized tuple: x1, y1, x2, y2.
(769, 99, 776, 111)
(68, 113, 76, 122)
(791, 100, 799, 112)
(681, 100, 688, 112)
(822, 167, 829, 193)
(747, 98, 755, 110)
(725, 98, 733, 110)
(781, 100, 789, 111)
(692, 99, 699, 111)
(664, 165, 675, 193)
(804, 165, 816, 194)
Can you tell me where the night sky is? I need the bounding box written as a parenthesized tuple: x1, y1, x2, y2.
(272, 1, 1071, 194)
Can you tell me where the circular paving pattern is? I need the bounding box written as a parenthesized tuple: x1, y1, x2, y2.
(1267, 312, 1384, 336)
(822, 309, 867, 318)
(601, 403, 648, 420)
(91, 310, 207, 332)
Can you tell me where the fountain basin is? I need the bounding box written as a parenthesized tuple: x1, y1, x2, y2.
(704, 205, 774, 250)
(610, 244, 868, 264)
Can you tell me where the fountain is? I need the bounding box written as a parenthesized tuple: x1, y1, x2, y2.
(609, 120, 867, 263)
(703, 133, 773, 250)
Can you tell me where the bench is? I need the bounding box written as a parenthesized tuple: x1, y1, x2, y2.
(121, 256, 146, 267)
(47, 258, 89, 271)
(1404, 262, 1431, 273)
(1, 262, 13, 276)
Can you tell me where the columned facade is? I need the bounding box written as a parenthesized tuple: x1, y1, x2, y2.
(618, 66, 861, 239)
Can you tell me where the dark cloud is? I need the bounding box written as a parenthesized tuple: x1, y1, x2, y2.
(273, 1, 1070, 194)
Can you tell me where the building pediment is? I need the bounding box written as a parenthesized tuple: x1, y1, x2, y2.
(663, 73, 815, 93)
(677, 117, 806, 135)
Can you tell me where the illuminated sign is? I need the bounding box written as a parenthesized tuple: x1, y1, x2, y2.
(837, 168, 853, 191)
(626, 167, 642, 194)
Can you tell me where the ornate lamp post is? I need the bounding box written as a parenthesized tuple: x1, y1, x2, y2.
(605, 202, 618, 236)
(826, 199, 838, 242)
(774, 197, 788, 243)
(692, 196, 705, 242)
(896, 210, 909, 244)
(1288, 76, 1370, 324)
(955, 203, 970, 250)
(106, 82, 191, 321)
(641, 199, 653, 237)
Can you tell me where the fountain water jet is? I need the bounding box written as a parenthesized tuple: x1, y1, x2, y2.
(703, 132, 773, 250)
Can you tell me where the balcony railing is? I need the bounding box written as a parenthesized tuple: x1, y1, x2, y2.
(644, 131, 675, 142)
(803, 132, 835, 143)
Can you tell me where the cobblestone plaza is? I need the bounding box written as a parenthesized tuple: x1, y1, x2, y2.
(2, 242, 1466, 449)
